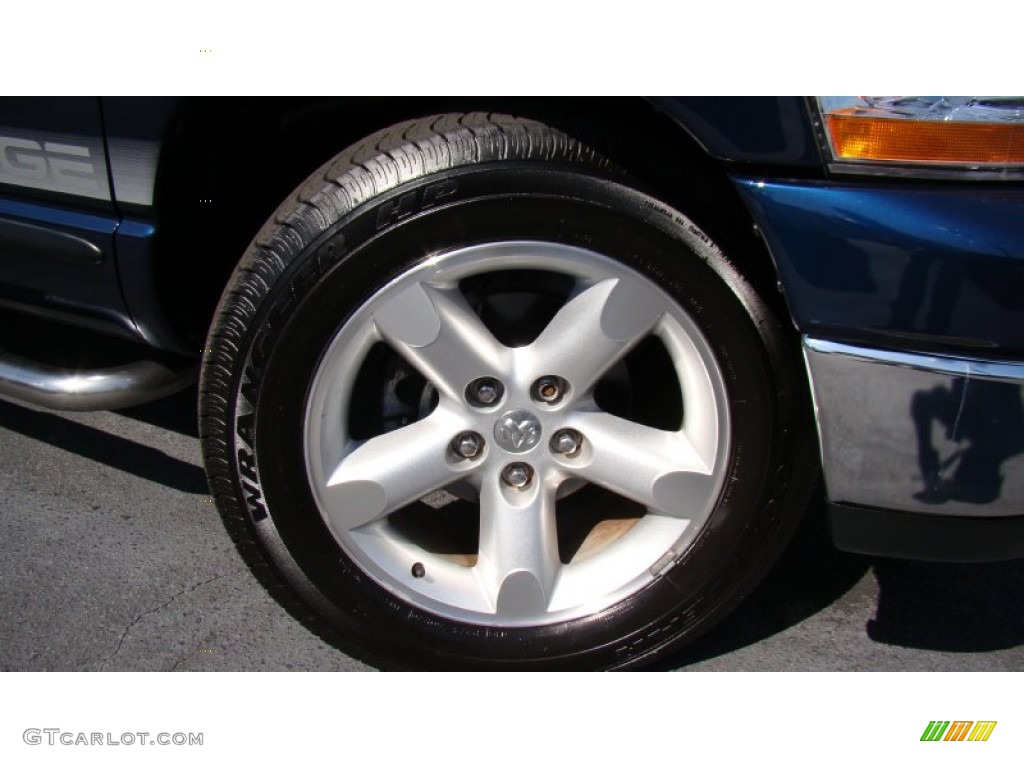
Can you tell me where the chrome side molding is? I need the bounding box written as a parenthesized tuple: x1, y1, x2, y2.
(0, 350, 195, 411)
(803, 337, 1024, 518)
(804, 338, 1024, 384)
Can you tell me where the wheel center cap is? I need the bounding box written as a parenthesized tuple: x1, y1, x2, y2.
(494, 410, 542, 453)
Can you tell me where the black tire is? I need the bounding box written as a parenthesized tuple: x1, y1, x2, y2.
(200, 112, 818, 670)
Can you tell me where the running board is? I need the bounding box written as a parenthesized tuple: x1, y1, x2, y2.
(0, 350, 196, 411)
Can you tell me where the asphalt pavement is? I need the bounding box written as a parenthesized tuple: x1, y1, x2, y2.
(1, 388, 1022, 672)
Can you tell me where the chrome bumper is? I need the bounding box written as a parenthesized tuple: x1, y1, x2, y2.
(803, 338, 1024, 518)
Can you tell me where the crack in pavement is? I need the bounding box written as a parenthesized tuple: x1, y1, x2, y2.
(169, 640, 205, 672)
(93, 568, 241, 670)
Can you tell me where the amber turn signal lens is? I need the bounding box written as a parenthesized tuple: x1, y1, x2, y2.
(826, 112, 1024, 165)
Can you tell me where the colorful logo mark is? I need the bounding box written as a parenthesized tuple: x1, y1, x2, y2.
(921, 721, 997, 742)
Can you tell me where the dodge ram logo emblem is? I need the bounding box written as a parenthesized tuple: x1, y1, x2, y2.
(494, 410, 542, 453)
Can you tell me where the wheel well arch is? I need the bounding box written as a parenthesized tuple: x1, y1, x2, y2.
(150, 97, 782, 351)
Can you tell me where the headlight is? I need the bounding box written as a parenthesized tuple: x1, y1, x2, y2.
(813, 97, 1024, 179)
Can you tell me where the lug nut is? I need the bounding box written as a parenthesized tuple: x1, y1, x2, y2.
(552, 429, 583, 457)
(501, 463, 534, 489)
(476, 382, 499, 404)
(453, 431, 484, 459)
(532, 375, 567, 404)
(468, 377, 503, 407)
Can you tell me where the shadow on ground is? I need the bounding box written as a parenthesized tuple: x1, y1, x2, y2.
(868, 557, 1024, 652)
(0, 396, 206, 495)
(661, 500, 1024, 668)
(115, 383, 200, 438)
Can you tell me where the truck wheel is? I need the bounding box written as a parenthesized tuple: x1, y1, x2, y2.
(199, 113, 817, 669)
